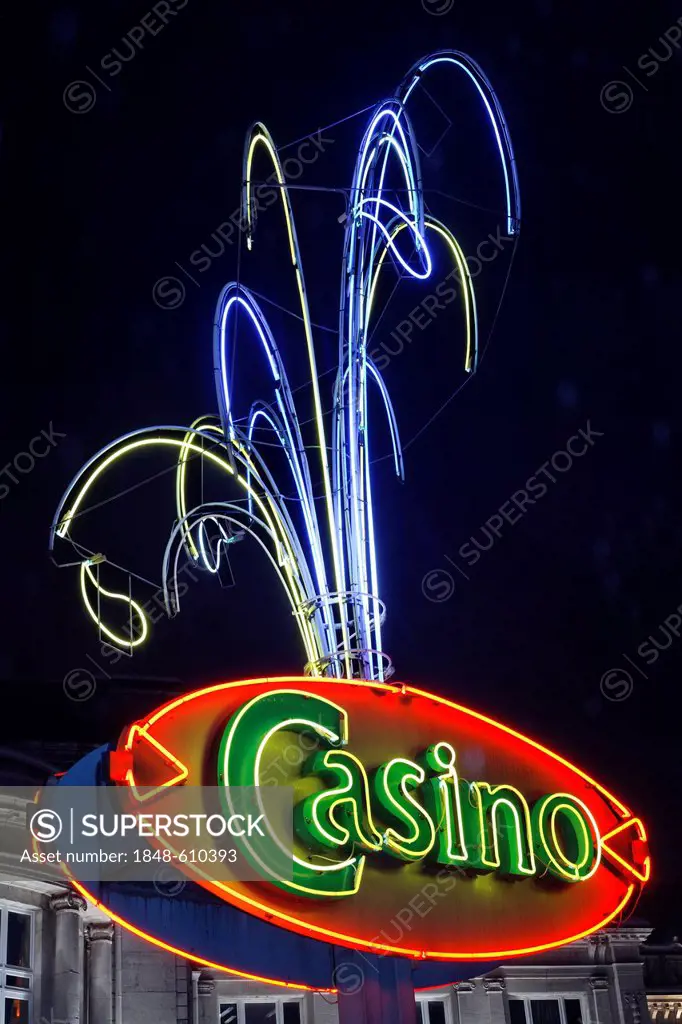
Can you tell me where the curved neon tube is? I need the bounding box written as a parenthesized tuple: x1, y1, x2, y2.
(366, 360, 404, 480)
(214, 291, 280, 440)
(399, 51, 521, 236)
(356, 200, 431, 280)
(80, 563, 149, 648)
(54, 430, 321, 666)
(243, 399, 336, 659)
(176, 416, 223, 562)
(366, 216, 478, 373)
(162, 507, 321, 663)
(242, 125, 350, 675)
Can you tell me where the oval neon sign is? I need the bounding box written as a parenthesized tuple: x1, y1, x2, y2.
(109, 676, 650, 961)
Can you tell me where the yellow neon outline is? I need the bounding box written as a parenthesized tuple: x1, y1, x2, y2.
(427, 743, 469, 864)
(80, 563, 149, 649)
(124, 723, 189, 802)
(535, 793, 602, 883)
(307, 750, 384, 854)
(254, 721, 361, 885)
(137, 676, 635, 817)
(470, 782, 536, 877)
(68, 872, 635, 971)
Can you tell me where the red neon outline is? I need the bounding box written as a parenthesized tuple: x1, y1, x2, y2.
(64, 874, 635, 993)
(101, 675, 649, 966)
(64, 876, 332, 993)
(124, 676, 634, 817)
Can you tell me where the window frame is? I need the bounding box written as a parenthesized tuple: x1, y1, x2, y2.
(508, 993, 589, 1024)
(416, 995, 452, 1024)
(0, 900, 35, 1024)
(218, 995, 305, 1024)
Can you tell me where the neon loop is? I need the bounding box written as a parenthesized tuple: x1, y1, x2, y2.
(195, 517, 231, 574)
(355, 104, 421, 230)
(355, 199, 432, 280)
(161, 506, 314, 658)
(80, 563, 148, 649)
(532, 794, 601, 882)
(361, 135, 418, 224)
(214, 289, 281, 440)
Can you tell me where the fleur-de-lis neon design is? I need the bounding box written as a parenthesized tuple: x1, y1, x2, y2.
(49, 50, 520, 681)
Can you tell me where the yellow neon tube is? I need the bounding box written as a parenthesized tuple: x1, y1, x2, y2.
(59, 436, 319, 666)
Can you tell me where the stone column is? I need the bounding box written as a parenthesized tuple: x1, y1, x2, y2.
(198, 974, 216, 1024)
(590, 975, 614, 1024)
(49, 891, 87, 1024)
(86, 922, 114, 1024)
(484, 978, 507, 1024)
(454, 980, 476, 1024)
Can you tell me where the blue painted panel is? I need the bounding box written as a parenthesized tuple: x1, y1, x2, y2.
(57, 745, 493, 990)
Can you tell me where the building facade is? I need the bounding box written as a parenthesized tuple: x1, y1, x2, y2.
(0, 876, 668, 1024)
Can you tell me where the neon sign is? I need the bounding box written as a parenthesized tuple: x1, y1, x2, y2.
(48, 47, 649, 991)
(105, 676, 650, 962)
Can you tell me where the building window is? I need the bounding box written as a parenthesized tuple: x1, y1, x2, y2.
(416, 998, 449, 1024)
(0, 904, 34, 1024)
(219, 999, 303, 1024)
(509, 997, 584, 1024)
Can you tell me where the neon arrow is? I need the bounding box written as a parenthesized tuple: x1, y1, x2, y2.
(122, 724, 189, 802)
(601, 817, 650, 883)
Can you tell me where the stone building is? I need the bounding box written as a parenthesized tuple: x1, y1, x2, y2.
(0, 876, 669, 1024)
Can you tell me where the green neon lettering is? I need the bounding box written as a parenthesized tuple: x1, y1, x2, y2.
(219, 691, 603, 899)
(463, 782, 536, 877)
(418, 743, 468, 865)
(532, 793, 600, 881)
(218, 689, 364, 898)
(295, 750, 382, 854)
(371, 758, 435, 861)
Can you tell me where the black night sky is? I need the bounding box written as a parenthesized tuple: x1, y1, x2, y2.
(4, 0, 682, 935)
